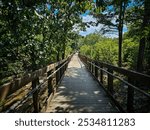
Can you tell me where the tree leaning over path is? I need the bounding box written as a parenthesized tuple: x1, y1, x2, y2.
(0, 0, 92, 83)
(1, 0, 150, 84)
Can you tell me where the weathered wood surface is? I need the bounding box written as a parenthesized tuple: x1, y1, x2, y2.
(46, 54, 118, 113)
(80, 55, 150, 85)
(0, 59, 67, 102)
(0, 56, 70, 112)
(79, 55, 150, 113)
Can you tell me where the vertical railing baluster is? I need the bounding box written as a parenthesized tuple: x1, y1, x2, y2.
(127, 77, 134, 112)
(100, 64, 103, 84)
(47, 70, 53, 97)
(32, 78, 39, 112)
(95, 61, 98, 79)
(89, 60, 91, 71)
(92, 62, 94, 74)
(56, 63, 60, 85)
(107, 68, 113, 94)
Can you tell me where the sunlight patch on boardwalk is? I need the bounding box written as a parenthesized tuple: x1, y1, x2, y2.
(46, 53, 118, 113)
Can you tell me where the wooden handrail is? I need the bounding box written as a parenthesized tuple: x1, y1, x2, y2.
(79, 54, 150, 113)
(89, 61, 150, 98)
(81, 55, 150, 84)
(0, 54, 72, 112)
(0, 58, 68, 100)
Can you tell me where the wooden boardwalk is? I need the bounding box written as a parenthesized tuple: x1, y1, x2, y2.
(46, 54, 118, 113)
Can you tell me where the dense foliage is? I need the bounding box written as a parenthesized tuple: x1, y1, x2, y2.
(79, 0, 150, 73)
(0, 0, 150, 84)
(0, 0, 89, 84)
(79, 33, 139, 69)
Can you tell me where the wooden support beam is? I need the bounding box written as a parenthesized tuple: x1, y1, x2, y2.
(127, 78, 134, 112)
(100, 65, 103, 84)
(32, 78, 39, 113)
(95, 62, 98, 79)
(107, 68, 113, 94)
(47, 70, 54, 97)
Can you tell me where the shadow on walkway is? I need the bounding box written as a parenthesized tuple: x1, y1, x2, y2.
(46, 54, 118, 113)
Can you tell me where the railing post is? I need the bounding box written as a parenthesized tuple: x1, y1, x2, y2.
(62, 60, 67, 76)
(56, 64, 60, 85)
(90, 61, 93, 73)
(62, 62, 65, 74)
(89, 61, 91, 71)
(61, 62, 64, 77)
(90, 61, 92, 72)
(65, 60, 68, 70)
(65, 61, 67, 70)
(32, 78, 39, 112)
(95, 61, 98, 79)
(60, 64, 62, 80)
(92, 62, 94, 74)
(47, 70, 54, 97)
(100, 64, 103, 84)
(60, 63, 63, 80)
(107, 68, 113, 94)
(93, 62, 95, 75)
(127, 78, 134, 112)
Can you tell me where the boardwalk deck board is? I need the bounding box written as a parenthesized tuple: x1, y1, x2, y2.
(46, 54, 118, 113)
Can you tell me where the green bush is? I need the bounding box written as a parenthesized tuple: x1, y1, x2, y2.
(79, 33, 139, 69)
(122, 39, 138, 69)
(93, 39, 118, 65)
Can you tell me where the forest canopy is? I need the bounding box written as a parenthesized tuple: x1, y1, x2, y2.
(0, 0, 150, 85)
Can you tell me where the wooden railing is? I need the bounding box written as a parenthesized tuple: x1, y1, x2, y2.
(79, 54, 150, 112)
(0, 55, 72, 112)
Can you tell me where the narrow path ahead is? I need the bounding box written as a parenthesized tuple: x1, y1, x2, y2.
(46, 53, 118, 113)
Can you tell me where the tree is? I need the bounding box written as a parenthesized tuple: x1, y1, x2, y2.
(79, 34, 118, 64)
(136, 0, 150, 72)
(0, 0, 93, 83)
(125, 0, 150, 73)
(93, 0, 129, 67)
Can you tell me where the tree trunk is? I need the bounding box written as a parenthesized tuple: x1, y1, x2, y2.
(136, 0, 150, 72)
(118, 1, 123, 67)
(118, 29, 123, 67)
(137, 38, 146, 72)
(147, 37, 150, 74)
(118, 1, 126, 67)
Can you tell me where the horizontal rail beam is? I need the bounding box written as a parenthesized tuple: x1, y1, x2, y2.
(78, 54, 150, 112)
(81, 55, 150, 85)
(0, 56, 70, 102)
(4, 58, 70, 112)
(88, 61, 150, 98)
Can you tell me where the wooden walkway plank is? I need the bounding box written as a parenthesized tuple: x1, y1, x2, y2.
(46, 53, 118, 113)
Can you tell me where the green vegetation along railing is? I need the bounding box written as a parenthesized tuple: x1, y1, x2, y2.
(0, 55, 72, 113)
(79, 54, 150, 113)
